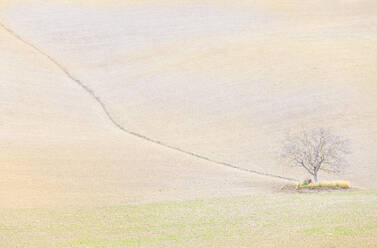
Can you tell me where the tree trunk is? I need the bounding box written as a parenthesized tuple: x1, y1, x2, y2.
(313, 173, 318, 183)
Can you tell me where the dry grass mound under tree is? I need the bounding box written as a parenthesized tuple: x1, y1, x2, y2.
(296, 181, 350, 190)
(281, 181, 352, 192)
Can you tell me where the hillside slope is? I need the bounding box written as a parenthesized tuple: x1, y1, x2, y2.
(0, 0, 376, 198)
(0, 24, 283, 208)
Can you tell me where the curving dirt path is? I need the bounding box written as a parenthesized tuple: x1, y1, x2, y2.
(0, 21, 298, 182)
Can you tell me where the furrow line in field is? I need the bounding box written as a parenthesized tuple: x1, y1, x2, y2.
(0, 21, 298, 182)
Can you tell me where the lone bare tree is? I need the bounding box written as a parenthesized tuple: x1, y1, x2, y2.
(282, 128, 349, 183)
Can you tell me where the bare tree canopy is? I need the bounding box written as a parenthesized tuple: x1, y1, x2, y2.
(282, 128, 349, 182)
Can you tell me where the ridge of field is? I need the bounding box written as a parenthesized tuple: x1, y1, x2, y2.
(1, 0, 376, 188)
(0, 19, 297, 183)
(0, 24, 285, 208)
